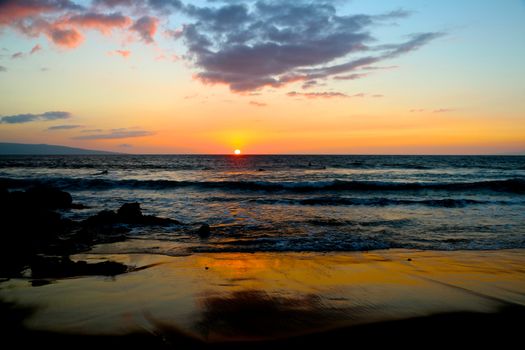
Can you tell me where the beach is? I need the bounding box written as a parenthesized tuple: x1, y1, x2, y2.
(2, 249, 525, 347)
(1, 154, 524, 347)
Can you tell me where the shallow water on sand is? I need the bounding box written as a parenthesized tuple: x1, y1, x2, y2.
(1, 249, 524, 340)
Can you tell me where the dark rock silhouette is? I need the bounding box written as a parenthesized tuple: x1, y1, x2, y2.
(30, 256, 128, 278)
(117, 202, 143, 222)
(0, 185, 181, 277)
(198, 223, 211, 238)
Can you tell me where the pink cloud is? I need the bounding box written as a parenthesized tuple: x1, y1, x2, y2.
(109, 49, 131, 58)
(0, 0, 81, 25)
(67, 13, 131, 35)
(30, 44, 42, 54)
(47, 26, 84, 48)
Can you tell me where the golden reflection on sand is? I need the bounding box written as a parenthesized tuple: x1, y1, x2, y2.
(1, 249, 525, 341)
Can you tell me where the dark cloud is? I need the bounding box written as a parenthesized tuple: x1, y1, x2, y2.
(0, 111, 72, 124)
(47, 124, 83, 130)
(0, 1, 442, 93)
(73, 128, 154, 139)
(93, 0, 134, 6)
(95, 0, 183, 13)
(0, 65, 7, 72)
(11, 52, 24, 59)
(301, 80, 319, 90)
(178, 1, 441, 92)
(131, 16, 158, 43)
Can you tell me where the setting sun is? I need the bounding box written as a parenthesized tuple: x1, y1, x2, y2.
(234, 149, 241, 155)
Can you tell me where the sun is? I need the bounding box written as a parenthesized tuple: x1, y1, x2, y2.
(234, 149, 241, 155)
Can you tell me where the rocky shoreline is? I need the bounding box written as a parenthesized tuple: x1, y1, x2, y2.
(0, 184, 205, 279)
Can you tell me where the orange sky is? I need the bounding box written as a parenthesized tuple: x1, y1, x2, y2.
(0, 0, 524, 154)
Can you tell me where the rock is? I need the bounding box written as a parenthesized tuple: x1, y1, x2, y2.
(30, 279, 53, 287)
(407, 258, 412, 262)
(83, 210, 119, 226)
(198, 223, 211, 238)
(141, 215, 181, 226)
(117, 202, 143, 223)
(25, 186, 73, 209)
(30, 256, 128, 278)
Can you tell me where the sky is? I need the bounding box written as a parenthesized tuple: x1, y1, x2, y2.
(0, 0, 524, 154)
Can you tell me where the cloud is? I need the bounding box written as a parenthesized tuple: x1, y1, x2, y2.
(286, 91, 376, 99)
(10, 44, 43, 59)
(362, 65, 398, 71)
(410, 108, 456, 113)
(47, 26, 84, 48)
(30, 44, 42, 54)
(0, 1, 441, 93)
(11, 52, 24, 59)
(287, 91, 350, 99)
(118, 143, 133, 148)
(0, 65, 6, 72)
(47, 124, 83, 130)
(131, 16, 158, 43)
(94, 0, 134, 6)
(249, 101, 267, 107)
(433, 108, 456, 113)
(0, 111, 72, 124)
(67, 12, 131, 34)
(109, 49, 131, 57)
(73, 128, 154, 139)
(0, 0, 83, 25)
(301, 80, 322, 90)
(179, 2, 442, 92)
(333, 73, 369, 80)
(95, 0, 183, 13)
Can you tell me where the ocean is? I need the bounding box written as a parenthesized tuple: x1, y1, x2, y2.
(1, 155, 524, 254)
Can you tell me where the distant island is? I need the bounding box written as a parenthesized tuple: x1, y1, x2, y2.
(0, 143, 116, 155)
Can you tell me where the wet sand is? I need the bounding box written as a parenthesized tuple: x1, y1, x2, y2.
(1, 249, 525, 347)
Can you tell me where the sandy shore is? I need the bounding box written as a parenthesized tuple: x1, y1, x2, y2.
(1, 249, 525, 347)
